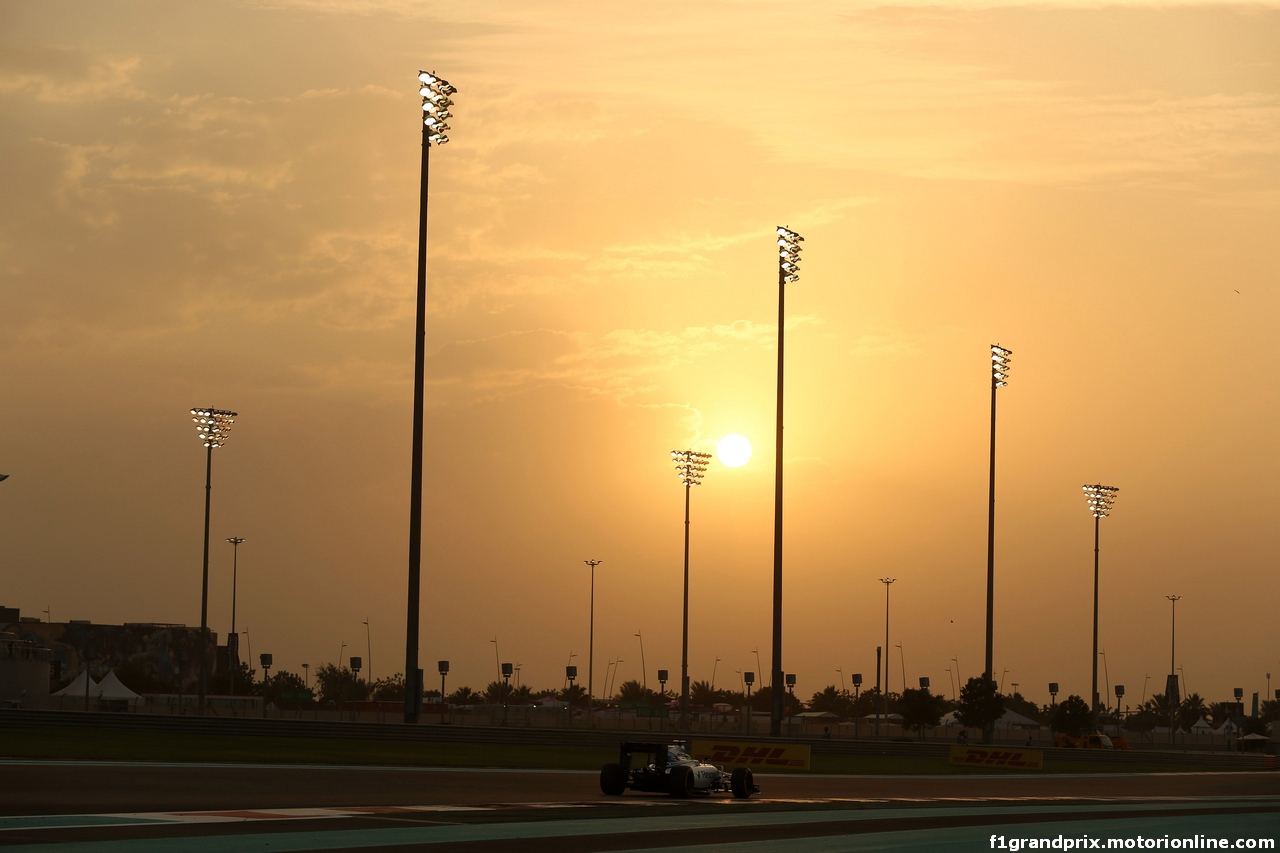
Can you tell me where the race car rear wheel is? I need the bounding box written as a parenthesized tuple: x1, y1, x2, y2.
(668, 765, 695, 798)
(600, 763, 627, 795)
(731, 767, 754, 799)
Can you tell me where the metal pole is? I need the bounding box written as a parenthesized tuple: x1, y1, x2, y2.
(770, 258, 786, 737)
(883, 581, 891, 735)
(364, 618, 373, 685)
(198, 444, 212, 714)
(228, 537, 244, 697)
(874, 645, 882, 737)
(636, 631, 647, 692)
(585, 560, 602, 721)
(982, 366, 1000, 744)
(984, 370, 997, 685)
(1092, 514, 1100, 725)
(404, 110, 430, 725)
(681, 483, 691, 729)
(1167, 594, 1181, 744)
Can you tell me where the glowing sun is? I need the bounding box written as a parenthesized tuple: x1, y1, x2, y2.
(717, 434, 753, 468)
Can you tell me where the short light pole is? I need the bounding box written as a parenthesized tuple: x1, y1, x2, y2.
(404, 68, 456, 725)
(1049, 682, 1058, 706)
(565, 665, 577, 728)
(851, 672, 863, 738)
(260, 653, 272, 718)
(350, 656, 362, 721)
(743, 671, 755, 734)
(635, 630, 647, 691)
(879, 578, 896, 737)
(1083, 484, 1119, 727)
(583, 560, 603, 722)
(501, 662, 512, 725)
(439, 660, 449, 708)
(302, 663, 309, 691)
(226, 537, 246, 697)
(771, 225, 804, 738)
(672, 450, 711, 730)
(609, 659, 624, 701)
(1166, 594, 1182, 743)
(711, 656, 721, 692)
(786, 673, 796, 735)
(363, 618, 373, 686)
(191, 407, 237, 715)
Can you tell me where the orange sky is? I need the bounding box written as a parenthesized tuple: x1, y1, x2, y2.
(2, 1, 1278, 708)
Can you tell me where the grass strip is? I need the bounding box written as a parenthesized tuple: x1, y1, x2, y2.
(1, 727, 1218, 775)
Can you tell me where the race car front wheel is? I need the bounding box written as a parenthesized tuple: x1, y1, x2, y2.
(731, 767, 754, 799)
(600, 763, 628, 795)
(668, 765, 695, 798)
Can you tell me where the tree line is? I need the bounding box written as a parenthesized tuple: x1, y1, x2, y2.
(114, 659, 1280, 733)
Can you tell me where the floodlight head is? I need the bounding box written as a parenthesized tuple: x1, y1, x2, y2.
(1082, 483, 1119, 518)
(991, 344, 1013, 388)
(419, 69, 456, 146)
(190, 407, 236, 448)
(775, 227, 804, 283)
(226, 537, 246, 546)
(671, 449, 712, 487)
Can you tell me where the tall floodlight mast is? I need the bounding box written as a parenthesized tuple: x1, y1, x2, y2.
(1083, 483, 1119, 726)
(405, 69, 456, 724)
(672, 449, 711, 729)
(190, 407, 236, 715)
(982, 343, 1011, 743)
(771, 225, 803, 737)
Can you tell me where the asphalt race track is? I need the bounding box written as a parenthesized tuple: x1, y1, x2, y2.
(2, 761, 1278, 851)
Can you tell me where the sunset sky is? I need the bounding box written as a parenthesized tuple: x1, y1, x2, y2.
(3, 0, 1278, 709)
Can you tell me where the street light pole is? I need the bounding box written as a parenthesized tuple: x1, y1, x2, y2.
(880, 577, 895, 737)
(405, 68, 456, 725)
(226, 537, 246, 697)
(771, 225, 804, 737)
(672, 450, 710, 730)
(584, 560, 603, 721)
(1167, 594, 1181, 743)
(1083, 484, 1119, 727)
(634, 631, 647, 691)
(191, 407, 236, 715)
(984, 345, 1011, 691)
(363, 618, 373, 685)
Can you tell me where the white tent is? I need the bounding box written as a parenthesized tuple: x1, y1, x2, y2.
(1215, 719, 1243, 736)
(97, 669, 144, 705)
(941, 708, 1041, 728)
(51, 670, 100, 698)
(1190, 716, 1213, 733)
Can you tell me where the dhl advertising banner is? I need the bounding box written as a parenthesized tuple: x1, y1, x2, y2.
(691, 740, 811, 771)
(949, 745, 1044, 770)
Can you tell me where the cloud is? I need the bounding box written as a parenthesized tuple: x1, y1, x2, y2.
(0, 46, 145, 103)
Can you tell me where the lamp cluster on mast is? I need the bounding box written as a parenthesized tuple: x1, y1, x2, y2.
(776, 226, 803, 283)
(671, 450, 712, 486)
(1083, 484, 1119, 517)
(419, 70, 456, 146)
(991, 345, 1012, 387)
(191, 408, 236, 447)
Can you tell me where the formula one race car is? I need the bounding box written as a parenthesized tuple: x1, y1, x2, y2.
(599, 741, 759, 799)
